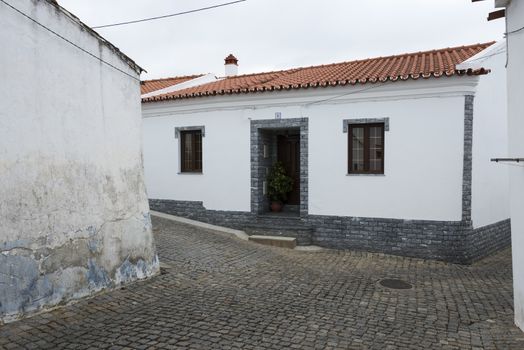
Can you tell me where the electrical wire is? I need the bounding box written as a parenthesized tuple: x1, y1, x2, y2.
(461, 48, 505, 63)
(92, 0, 247, 29)
(304, 84, 385, 106)
(505, 25, 524, 36)
(0, 0, 141, 81)
(503, 24, 524, 68)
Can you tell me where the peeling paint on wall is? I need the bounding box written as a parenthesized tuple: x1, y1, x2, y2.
(0, 168, 160, 323)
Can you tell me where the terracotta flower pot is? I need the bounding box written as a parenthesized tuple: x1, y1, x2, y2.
(270, 201, 283, 212)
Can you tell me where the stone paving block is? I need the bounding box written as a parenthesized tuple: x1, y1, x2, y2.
(0, 217, 522, 349)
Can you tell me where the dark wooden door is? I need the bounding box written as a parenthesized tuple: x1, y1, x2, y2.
(277, 135, 300, 205)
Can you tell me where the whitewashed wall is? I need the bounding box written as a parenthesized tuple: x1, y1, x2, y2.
(308, 97, 465, 220)
(143, 77, 479, 221)
(0, 0, 157, 322)
(143, 111, 252, 211)
(501, 0, 524, 332)
(470, 45, 510, 228)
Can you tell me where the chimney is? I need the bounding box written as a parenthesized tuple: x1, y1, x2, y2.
(224, 54, 238, 77)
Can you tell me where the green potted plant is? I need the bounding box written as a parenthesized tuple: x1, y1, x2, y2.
(267, 161, 294, 212)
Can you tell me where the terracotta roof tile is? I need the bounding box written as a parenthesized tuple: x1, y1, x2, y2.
(140, 74, 204, 94)
(143, 42, 493, 103)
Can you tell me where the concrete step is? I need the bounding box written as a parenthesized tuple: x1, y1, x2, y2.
(248, 235, 297, 249)
(245, 227, 313, 245)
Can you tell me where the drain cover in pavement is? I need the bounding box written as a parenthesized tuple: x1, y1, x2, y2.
(379, 278, 412, 290)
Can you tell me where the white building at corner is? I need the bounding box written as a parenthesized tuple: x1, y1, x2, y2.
(0, 0, 158, 322)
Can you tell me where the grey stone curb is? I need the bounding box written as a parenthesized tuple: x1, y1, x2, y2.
(150, 210, 249, 241)
(150, 210, 325, 252)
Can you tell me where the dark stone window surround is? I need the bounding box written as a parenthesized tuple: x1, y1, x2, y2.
(250, 118, 309, 217)
(343, 117, 390, 133)
(343, 118, 389, 175)
(174, 126, 205, 138)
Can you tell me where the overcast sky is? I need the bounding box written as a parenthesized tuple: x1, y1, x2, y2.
(59, 0, 504, 80)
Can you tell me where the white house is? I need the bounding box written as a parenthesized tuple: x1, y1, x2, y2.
(141, 42, 509, 264)
(0, 0, 158, 322)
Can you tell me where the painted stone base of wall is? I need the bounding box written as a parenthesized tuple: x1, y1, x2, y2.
(1, 213, 159, 324)
(149, 199, 511, 264)
(308, 216, 511, 264)
(466, 219, 512, 262)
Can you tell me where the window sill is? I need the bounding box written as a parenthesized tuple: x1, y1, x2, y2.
(346, 173, 385, 176)
(177, 172, 203, 175)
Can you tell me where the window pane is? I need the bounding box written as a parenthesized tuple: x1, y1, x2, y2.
(351, 127, 364, 172)
(195, 131, 202, 171)
(181, 130, 202, 172)
(184, 132, 193, 171)
(369, 126, 383, 172)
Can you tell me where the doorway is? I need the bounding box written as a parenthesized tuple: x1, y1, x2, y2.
(250, 118, 308, 217)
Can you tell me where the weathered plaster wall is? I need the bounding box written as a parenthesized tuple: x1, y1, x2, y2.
(0, 0, 158, 322)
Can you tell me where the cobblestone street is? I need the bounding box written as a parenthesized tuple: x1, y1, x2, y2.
(1, 216, 523, 349)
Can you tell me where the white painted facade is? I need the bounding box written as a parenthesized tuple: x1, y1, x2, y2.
(142, 63, 508, 224)
(143, 109, 251, 211)
(309, 95, 464, 221)
(494, 0, 524, 332)
(0, 0, 157, 322)
(459, 42, 511, 228)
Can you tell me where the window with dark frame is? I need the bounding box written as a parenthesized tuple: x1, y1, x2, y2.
(180, 130, 202, 173)
(348, 123, 384, 174)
